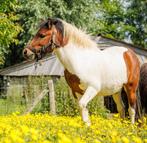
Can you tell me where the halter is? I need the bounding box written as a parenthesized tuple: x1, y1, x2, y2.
(28, 31, 60, 61)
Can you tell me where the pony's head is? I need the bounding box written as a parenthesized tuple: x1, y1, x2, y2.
(23, 18, 67, 60)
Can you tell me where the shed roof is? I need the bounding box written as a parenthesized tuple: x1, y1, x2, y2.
(94, 36, 147, 56)
(0, 35, 147, 76)
(0, 55, 64, 76)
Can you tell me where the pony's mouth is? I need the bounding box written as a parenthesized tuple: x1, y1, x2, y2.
(23, 48, 37, 61)
(24, 53, 36, 61)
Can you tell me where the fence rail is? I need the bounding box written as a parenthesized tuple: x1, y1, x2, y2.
(0, 78, 106, 116)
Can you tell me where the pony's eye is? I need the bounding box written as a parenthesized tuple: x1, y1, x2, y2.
(40, 34, 45, 38)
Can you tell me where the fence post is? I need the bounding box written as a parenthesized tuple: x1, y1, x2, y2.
(48, 79, 56, 115)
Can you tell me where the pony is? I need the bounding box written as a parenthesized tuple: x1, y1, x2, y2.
(140, 63, 147, 114)
(23, 18, 140, 125)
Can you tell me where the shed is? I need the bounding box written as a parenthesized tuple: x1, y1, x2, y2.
(0, 54, 64, 100)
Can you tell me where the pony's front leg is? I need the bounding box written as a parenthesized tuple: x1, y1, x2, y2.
(112, 92, 125, 118)
(79, 86, 97, 126)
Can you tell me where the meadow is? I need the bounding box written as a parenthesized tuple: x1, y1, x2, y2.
(0, 113, 147, 143)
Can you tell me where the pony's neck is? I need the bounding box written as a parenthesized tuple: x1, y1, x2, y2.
(62, 20, 97, 48)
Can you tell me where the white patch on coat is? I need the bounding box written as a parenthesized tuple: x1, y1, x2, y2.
(55, 45, 128, 96)
(128, 105, 136, 124)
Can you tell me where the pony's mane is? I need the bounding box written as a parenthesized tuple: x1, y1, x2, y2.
(61, 20, 97, 48)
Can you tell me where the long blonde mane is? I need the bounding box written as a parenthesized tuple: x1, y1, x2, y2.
(61, 20, 97, 48)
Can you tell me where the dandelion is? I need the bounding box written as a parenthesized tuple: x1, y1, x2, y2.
(0, 114, 146, 143)
(133, 137, 142, 143)
(121, 136, 129, 143)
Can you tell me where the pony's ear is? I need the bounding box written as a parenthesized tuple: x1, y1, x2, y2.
(47, 18, 53, 29)
(53, 19, 64, 38)
(52, 19, 67, 47)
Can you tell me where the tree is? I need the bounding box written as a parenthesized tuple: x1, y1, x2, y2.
(125, 0, 147, 48)
(1, 0, 146, 68)
(19, 0, 98, 44)
(95, 0, 147, 48)
(2, 0, 98, 67)
(0, 0, 22, 66)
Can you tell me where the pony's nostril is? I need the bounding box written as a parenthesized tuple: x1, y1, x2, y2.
(23, 49, 27, 55)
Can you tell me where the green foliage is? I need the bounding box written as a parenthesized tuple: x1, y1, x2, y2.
(125, 0, 147, 48)
(0, 0, 99, 67)
(0, 0, 22, 65)
(31, 77, 108, 117)
(62, 0, 99, 33)
(96, 0, 129, 39)
(18, 0, 98, 44)
(0, 77, 108, 116)
(18, 0, 50, 44)
(0, 96, 26, 115)
(1, 0, 146, 67)
(96, 0, 147, 47)
(0, 86, 26, 115)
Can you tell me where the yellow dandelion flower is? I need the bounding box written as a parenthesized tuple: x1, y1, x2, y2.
(94, 139, 102, 143)
(133, 137, 142, 143)
(113, 114, 119, 118)
(121, 136, 129, 143)
(58, 133, 72, 143)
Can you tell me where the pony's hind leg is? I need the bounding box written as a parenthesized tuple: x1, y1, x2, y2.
(112, 92, 125, 118)
(79, 86, 97, 126)
(124, 86, 137, 124)
(123, 49, 140, 123)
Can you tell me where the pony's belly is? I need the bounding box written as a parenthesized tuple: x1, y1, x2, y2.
(78, 82, 123, 96)
(97, 85, 123, 96)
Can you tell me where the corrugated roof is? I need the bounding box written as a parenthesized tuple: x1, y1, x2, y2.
(0, 55, 64, 76)
(0, 36, 147, 76)
(94, 36, 147, 56)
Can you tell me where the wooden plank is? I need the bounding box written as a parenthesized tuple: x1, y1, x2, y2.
(24, 89, 49, 114)
(48, 80, 56, 115)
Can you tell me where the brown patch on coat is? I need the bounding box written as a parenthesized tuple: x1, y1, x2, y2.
(64, 69, 84, 98)
(52, 26, 68, 47)
(123, 49, 140, 107)
(55, 32, 68, 47)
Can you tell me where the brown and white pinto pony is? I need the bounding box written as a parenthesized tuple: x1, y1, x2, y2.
(23, 18, 140, 125)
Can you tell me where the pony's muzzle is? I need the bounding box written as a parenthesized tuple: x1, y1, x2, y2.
(23, 48, 35, 60)
(23, 49, 27, 55)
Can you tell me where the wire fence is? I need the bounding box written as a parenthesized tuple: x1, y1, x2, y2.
(0, 83, 107, 116)
(0, 84, 70, 115)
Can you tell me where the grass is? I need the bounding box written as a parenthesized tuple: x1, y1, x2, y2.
(0, 99, 26, 115)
